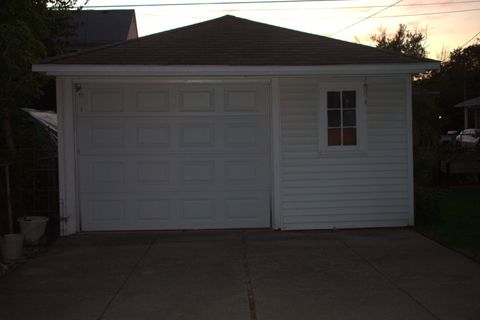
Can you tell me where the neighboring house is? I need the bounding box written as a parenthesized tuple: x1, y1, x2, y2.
(33, 15, 438, 235)
(36, 10, 138, 111)
(67, 9, 138, 51)
(455, 96, 480, 129)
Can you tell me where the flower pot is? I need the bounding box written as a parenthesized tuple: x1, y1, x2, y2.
(1, 234, 24, 262)
(17, 216, 49, 245)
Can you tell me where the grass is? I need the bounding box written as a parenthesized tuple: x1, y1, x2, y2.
(415, 186, 480, 261)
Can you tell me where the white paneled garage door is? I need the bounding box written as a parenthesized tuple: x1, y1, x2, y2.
(76, 82, 271, 231)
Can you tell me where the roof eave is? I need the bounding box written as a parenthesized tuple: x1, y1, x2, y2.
(32, 62, 440, 77)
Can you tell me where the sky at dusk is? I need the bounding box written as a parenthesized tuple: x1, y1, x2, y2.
(82, 0, 480, 60)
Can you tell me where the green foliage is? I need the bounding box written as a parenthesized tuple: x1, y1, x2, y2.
(421, 44, 480, 130)
(416, 186, 480, 261)
(414, 187, 442, 226)
(0, 1, 49, 111)
(0, 0, 86, 160)
(371, 24, 427, 58)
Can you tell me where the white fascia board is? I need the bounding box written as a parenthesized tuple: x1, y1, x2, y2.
(32, 62, 440, 77)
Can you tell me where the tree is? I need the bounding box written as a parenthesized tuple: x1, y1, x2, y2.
(421, 44, 480, 130)
(371, 24, 427, 58)
(0, 0, 84, 158)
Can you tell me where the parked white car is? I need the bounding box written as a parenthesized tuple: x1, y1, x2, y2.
(439, 130, 459, 146)
(456, 129, 480, 149)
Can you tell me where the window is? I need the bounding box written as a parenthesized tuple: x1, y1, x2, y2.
(327, 90, 357, 146)
(319, 83, 365, 154)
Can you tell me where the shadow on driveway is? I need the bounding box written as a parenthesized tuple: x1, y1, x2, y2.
(1, 228, 479, 320)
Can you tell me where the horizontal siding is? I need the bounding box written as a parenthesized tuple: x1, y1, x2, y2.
(279, 76, 409, 230)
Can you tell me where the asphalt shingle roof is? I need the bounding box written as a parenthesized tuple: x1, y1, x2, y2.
(41, 15, 434, 66)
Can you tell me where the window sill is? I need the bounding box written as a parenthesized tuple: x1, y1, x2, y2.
(318, 149, 368, 158)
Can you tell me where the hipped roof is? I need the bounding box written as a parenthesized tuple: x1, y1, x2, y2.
(39, 15, 435, 66)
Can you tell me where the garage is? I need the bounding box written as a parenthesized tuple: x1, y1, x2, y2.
(75, 82, 271, 231)
(33, 15, 438, 234)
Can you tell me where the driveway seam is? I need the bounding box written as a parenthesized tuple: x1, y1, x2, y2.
(96, 237, 157, 320)
(241, 232, 258, 320)
(335, 233, 442, 320)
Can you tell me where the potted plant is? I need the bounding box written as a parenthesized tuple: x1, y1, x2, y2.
(0, 163, 24, 261)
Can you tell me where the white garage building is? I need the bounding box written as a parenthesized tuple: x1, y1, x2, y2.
(33, 15, 438, 235)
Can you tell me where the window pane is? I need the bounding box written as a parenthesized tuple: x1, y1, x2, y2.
(343, 110, 356, 127)
(328, 110, 341, 127)
(342, 91, 356, 109)
(343, 128, 357, 145)
(327, 91, 341, 109)
(328, 128, 341, 145)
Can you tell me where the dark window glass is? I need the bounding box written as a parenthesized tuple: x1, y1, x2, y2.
(328, 110, 341, 127)
(342, 110, 356, 127)
(327, 91, 341, 109)
(328, 128, 341, 146)
(326, 90, 357, 147)
(342, 91, 356, 109)
(343, 128, 357, 145)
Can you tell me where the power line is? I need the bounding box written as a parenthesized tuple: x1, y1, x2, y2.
(83, 0, 480, 9)
(83, 0, 361, 9)
(139, 7, 480, 20)
(373, 7, 480, 18)
(197, 1, 480, 13)
(461, 30, 480, 47)
(330, 0, 403, 36)
(210, 0, 480, 12)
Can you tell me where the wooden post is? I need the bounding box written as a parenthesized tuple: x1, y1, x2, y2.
(4, 164, 14, 234)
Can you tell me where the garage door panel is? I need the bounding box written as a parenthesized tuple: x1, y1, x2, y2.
(87, 123, 125, 150)
(137, 161, 171, 184)
(178, 88, 216, 112)
(77, 82, 270, 231)
(135, 90, 171, 112)
(224, 160, 258, 184)
(79, 156, 268, 192)
(179, 161, 215, 185)
(89, 89, 125, 113)
(81, 191, 269, 230)
(223, 84, 269, 113)
(178, 123, 216, 147)
(137, 199, 171, 221)
(136, 124, 170, 147)
(79, 117, 267, 154)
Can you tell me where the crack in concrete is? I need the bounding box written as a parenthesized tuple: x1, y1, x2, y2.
(335, 232, 442, 320)
(241, 232, 258, 320)
(96, 237, 157, 320)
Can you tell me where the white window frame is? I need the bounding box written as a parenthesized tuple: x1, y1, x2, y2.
(318, 81, 367, 155)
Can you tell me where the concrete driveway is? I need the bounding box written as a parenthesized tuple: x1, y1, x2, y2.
(1, 228, 479, 320)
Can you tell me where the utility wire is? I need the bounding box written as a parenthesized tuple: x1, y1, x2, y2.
(330, 0, 403, 36)
(83, 0, 480, 9)
(83, 0, 361, 8)
(205, 0, 480, 12)
(138, 7, 480, 19)
(461, 30, 480, 47)
(376, 7, 480, 18)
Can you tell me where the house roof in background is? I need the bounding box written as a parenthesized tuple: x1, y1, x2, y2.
(40, 15, 435, 66)
(455, 96, 480, 108)
(68, 10, 137, 47)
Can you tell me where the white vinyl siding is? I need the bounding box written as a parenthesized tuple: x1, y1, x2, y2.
(279, 76, 410, 229)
